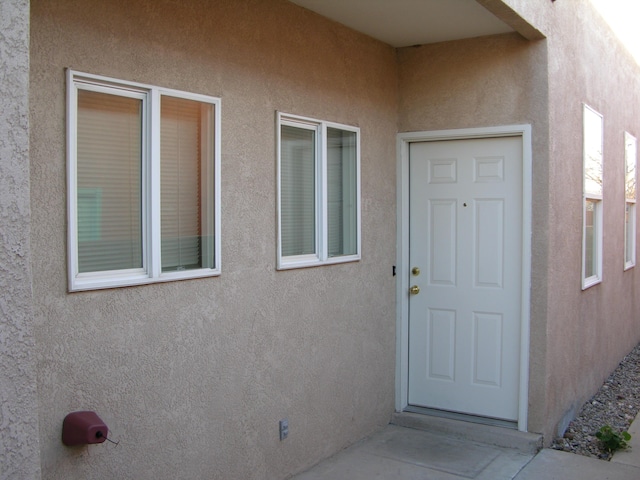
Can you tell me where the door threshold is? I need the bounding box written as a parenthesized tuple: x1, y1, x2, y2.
(403, 405, 517, 430)
(392, 410, 542, 454)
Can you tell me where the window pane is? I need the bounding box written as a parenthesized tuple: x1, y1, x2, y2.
(281, 125, 316, 256)
(626, 202, 635, 265)
(625, 134, 637, 267)
(161, 96, 214, 271)
(327, 128, 357, 257)
(585, 199, 597, 278)
(626, 133, 637, 201)
(77, 90, 142, 273)
(584, 106, 603, 196)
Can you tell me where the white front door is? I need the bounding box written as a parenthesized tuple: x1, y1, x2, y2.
(408, 136, 522, 421)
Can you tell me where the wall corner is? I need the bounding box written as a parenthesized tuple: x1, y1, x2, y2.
(0, 0, 41, 478)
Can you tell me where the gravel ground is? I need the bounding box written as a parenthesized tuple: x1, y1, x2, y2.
(551, 342, 640, 460)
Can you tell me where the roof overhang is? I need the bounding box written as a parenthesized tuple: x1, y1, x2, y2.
(288, 0, 545, 47)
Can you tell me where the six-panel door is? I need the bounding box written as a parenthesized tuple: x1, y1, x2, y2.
(408, 136, 522, 421)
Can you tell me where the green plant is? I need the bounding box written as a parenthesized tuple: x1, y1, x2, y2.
(595, 425, 631, 452)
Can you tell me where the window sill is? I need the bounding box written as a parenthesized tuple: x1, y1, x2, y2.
(277, 254, 360, 271)
(582, 276, 602, 290)
(69, 268, 221, 292)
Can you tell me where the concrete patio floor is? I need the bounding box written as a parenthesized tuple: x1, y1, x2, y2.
(291, 413, 640, 480)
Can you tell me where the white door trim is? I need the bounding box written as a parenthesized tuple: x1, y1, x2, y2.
(395, 125, 532, 432)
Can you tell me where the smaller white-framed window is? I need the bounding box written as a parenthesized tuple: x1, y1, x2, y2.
(67, 70, 221, 291)
(277, 112, 361, 269)
(582, 104, 603, 289)
(624, 132, 637, 270)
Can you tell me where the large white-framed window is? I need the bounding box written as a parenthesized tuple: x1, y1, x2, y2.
(277, 112, 361, 269)
(67, 70, 221, 291)
(624, 132, 637, 270)
(582, 104, 603, 289)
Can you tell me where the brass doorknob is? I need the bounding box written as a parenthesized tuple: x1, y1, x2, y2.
(412, 267, 421, 276)
(409, 285, 420, 295)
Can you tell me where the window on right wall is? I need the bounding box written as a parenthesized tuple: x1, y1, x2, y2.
(624, 132, 637, 270)
(582, 105, 604, 289)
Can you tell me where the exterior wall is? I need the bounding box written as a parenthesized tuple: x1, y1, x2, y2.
(30, 1, 398, 478)
(0, 1, 42, 479)
(25, 0, 640, 473)
(542, 0, 640, 439)
(397, 32, 552, 436)
(397, 32, 549, 132)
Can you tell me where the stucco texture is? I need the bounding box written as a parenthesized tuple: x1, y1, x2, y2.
(30, 0, 397, 478)
(0, 0, 42, 478)
(26, 0, 640, 474)
(541, 0, 640, 439)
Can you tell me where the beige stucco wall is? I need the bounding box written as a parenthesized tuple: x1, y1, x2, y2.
(27, 0, 640, 474)
(30, 0, 397, 478)
(397, 32, 549, 132)
(541, 0, 640, 439)
(397, 32, 552, 437)
(0, 0, 42, 478)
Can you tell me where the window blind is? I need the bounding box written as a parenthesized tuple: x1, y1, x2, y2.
(160, 96, 210, 271)
(327, 128, 357, 257)
(626, 203, 635, 263)
(280, 125, 316, 256)
(76, 90, 143, 273)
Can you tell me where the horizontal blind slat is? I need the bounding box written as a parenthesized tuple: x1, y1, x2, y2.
(77, 89, 143, 273)
(161, 96, 205, 271)
(280, 125, 315, 257)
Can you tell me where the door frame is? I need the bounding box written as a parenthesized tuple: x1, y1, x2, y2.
(395, 125, 532, 432)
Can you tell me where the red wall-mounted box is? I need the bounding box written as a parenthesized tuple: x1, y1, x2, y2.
(62, 411, 108, 446)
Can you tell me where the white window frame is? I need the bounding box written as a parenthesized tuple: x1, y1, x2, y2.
(582, 104, 603, 289)
(276, 112, 361, 269)
(67, 70, 221, 291)
(624, 132, 637, 270)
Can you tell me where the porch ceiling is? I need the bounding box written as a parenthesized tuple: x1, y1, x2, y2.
(288, 0, 514, 47)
